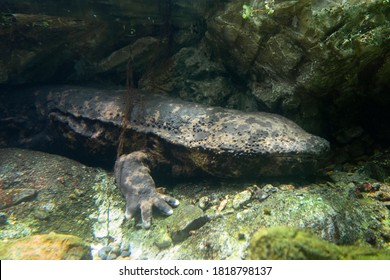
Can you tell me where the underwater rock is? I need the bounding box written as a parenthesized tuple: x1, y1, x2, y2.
(0, 148, 120, 241)
(97, 37, 160, 77)
(0, 148, 128, 259)
(153, 229, 174, 250)
(248, 227, 390, 260)
(139, 44, 254, 110)
(358, 151, 390, 182)
(0, 0, 216, 28)
(89, 172, 125, 245)
(0, 232, 91, 260)
(167, 203, 209, 243)
(97, 243, 131, 260)
(0, 13, 111, 84)
(253, 184, 278, 201)
(0, 213, 7, 225)
(198, 196, 211, 210)
(206, 0, 390, 136)
(118, 176, 390, 259)
(232, 190, 252, 209)
(0, 188, 37, 210)
(0, 0, 216, 85)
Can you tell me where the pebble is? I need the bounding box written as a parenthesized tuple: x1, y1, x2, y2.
(217, 196, 229, 212)
(106, 252, 118, 260)
(111, 244, 121, 255)
(154, 228, 173, 249)
(232, 190, 252, 209)
(0, 212, 8, 225)
(169, 203, 209, 243)
(198, 196, 210, 210)
(97, 243, 131, 260)
(121, 250, 131, 257)
(97, 246, 110, 260)
(254, 184, 278, 201)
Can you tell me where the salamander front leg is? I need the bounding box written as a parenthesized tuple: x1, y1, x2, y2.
(114, 151, 179, 229)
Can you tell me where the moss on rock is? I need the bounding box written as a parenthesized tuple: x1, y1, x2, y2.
(248, 226, 390, 260)
(0, 232, 91, 260)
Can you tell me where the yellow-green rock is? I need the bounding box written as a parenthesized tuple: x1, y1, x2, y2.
(0, 232, 91, 260)
(248, 227, 390, 260)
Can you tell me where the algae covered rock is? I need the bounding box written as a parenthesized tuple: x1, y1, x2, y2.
(232, 190, 252, 209)
(206, 0, 390, 135)
(248, 226, 390, 260)
(0, 148, 122, 243)
(0, 232, 91, 260)
(167, 202, 209, 243)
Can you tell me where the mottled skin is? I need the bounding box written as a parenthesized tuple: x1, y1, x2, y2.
(3, 86, 330, 228)
(114, 152, 179, 228)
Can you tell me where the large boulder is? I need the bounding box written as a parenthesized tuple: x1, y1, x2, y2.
(0, 148, 123, 242)
(206, 0, 390, 136)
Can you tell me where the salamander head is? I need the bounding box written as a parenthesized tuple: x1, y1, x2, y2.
(191, 113, 331, 177)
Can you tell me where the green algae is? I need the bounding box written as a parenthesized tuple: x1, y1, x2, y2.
(248, 226, 390, 260)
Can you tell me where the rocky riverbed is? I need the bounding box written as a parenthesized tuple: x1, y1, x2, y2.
(1, 148, 389, 259)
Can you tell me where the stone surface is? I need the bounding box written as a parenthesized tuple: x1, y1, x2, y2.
(248, 226, 390, 260)
(232, 190, 252, 209)
(0, 188, 37, 210)
(0, 148, 120, 241)
(139, 44, 256, 111)
(0, 213, 7, 225)
(167, 202, 209, 243)
(0, 232, 91, 260)
(0, 13, 111, 84)
(205, 0, 390, 137)
(0, 0, 218, 85)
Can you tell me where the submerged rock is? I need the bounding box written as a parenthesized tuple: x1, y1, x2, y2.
(206, 0, 390, 136)
(139, 44, 253, 110)
(97, 243, 131, 260)
(248, 227, 390, 260)
(0, 232, 91, 260)
(0, 188, 37, 210)
(167, 202, 209, 243)
(0, 0, 216, 85)
(232, 190, 252, 209)
(0, 148, 121, 242)
(0, 213, 7, 225)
